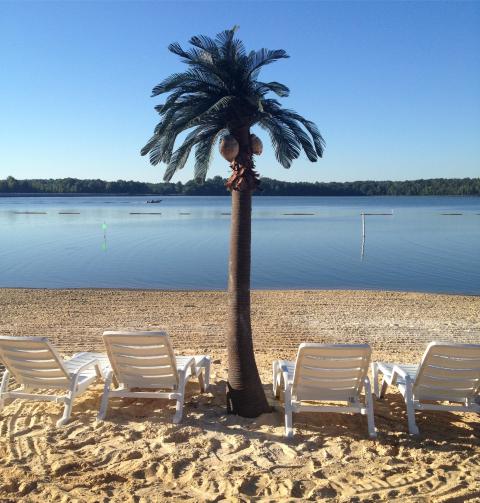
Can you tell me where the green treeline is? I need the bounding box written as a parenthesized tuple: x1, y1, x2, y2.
(1, 175, 479, 196)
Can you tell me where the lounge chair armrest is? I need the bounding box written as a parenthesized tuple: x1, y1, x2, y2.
(68, 358, 101, 377)
(392, 365, 410, 381)
(279, 363, 293, 392)
(177, 357, 196, 378)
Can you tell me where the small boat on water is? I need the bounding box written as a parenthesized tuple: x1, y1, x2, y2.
(146, 199, 162, 204)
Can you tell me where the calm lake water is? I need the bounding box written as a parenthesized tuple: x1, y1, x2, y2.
(0, 196, 479, 294)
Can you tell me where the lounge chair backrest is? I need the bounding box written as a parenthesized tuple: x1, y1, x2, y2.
(414, 342, 480, 402)
(292, 343, 371, 401)
(0, 336, 70, 388)
(103, 331, 178, 389)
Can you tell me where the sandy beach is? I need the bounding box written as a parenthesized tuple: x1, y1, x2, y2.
(0, 288, 479, 502)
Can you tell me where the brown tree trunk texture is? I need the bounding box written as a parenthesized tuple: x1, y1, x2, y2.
(226, 127, 271, 417)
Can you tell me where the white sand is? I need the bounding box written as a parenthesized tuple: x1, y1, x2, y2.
(0, 289, 479, 501)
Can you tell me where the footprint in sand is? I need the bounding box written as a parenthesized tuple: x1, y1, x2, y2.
(162, 427, 192, 444)
(238, 474, 271, 497)
(170, 457, 196, 479)
(290, 479, 316, 499)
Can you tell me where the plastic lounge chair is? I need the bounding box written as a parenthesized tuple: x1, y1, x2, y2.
(0, 336, 106, 426)
(273, 343, 376, 439)
(372, 342, 480, 435)
(97, 331, 211, 423)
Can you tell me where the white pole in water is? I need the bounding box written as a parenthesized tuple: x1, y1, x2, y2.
(361, 212, 366, 260)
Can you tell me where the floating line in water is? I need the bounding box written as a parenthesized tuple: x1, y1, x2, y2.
(441, 213, 463, 216)
(13, 211, 47, 214)
(129, 212, 162, 215)
(179, 212, 191, 215)
(221, 212, 231, 215)
(59, 212, 80, 214)
(283, 213, 315, 216)
(362, 213, 393, 216)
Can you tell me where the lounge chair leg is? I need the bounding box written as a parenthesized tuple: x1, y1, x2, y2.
(364, 377, 377, 439)
(379, 378, 388, 399)
(97, 370, 113, 421)
(0, 370, 10, 411)
(57, 390, 74, 427)
(198, 370, 205, 393)
(284, 385, 293, 438)
(404, 378, 419, 435)
(371, 363, 379, 397)
(273, 362, 281, 399)
(466, 398, 480, 412)
(173, 373, 186, 424)
(203, 357, 210, 391)
(198, 358, 211, 393)
(272, 362, 277, 397)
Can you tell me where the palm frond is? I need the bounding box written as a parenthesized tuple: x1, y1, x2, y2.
(280, 117, 318, 162)
(163, 129, 198, 181)
(168, 42, 189, 60)
(281, 110, 325, 157)
(143, 94, 231, 162)
(189, 34, 220, 59)
(262, 100, 325, 158)
(215, 26, 239, 58)
(164, 125, 222, 182)
(247, 49, 289, 76)
(258, 117, 301, 168)
(194, 128, 225, 182)
(152, 69, 224, 97)
(255, 81, 290, 97)
(262, 107, 318, 162)
(142, 27, 324, 180)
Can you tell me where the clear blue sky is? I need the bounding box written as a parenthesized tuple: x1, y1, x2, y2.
(1, 1, 479, 183)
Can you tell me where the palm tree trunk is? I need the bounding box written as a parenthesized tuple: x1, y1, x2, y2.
(226, 128, 270, 417)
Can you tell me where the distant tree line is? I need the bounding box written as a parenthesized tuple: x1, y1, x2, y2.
(1, 175, 479, 196)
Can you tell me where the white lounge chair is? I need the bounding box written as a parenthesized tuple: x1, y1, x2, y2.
(97, 331, 211, 423)
(0, 336, 106, 426)
(372, 342, 480, 435)
(273, 343, 376, 439)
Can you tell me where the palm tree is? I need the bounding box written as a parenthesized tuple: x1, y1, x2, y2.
(141, 27, 325, 417)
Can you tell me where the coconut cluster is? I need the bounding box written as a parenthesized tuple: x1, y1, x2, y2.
(219, 134, 263, 162)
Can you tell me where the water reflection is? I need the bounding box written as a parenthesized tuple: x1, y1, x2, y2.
(101, 222, 108, 252)
(0, 196, 479, 293)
